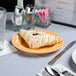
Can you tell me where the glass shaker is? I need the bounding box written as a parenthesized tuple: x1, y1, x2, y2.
(12, 0, 25, 31)
(34, 0, 53, 28)
(24, 4, 34, 30)
(12, 6, 24, 31)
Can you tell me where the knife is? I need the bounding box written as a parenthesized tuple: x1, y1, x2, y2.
(48, 40, 76, 65)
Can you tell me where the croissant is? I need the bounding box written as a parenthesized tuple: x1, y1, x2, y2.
(19, 29, 63, 49)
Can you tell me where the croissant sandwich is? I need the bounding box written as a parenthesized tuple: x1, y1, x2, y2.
(19, 29, 63, 49)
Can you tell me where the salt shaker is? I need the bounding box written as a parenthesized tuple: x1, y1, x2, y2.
(12, 0, 25, 31)
(14, 6, 23, 26)
(12, 6, 24, 31)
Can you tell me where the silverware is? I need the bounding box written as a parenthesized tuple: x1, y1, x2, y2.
(51, 68, 61, 76)
(36, 73, 41, 76)
(45, 67, 64, 76)
(62, 71, 74, 76)
(51, 68, 65, 76)
(45, 66, 55, 76)
(48, 40, 76, 65)
(53, 68, 74, 76)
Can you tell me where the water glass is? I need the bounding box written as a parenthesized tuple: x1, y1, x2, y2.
(0, 7, 6, 50)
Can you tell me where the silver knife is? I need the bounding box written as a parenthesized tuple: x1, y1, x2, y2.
(48, 40, 76, 65)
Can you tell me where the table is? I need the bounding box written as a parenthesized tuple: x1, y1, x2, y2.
(0, 13, 76, 76)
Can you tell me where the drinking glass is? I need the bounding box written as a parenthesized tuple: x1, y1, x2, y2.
(0, 7, 6, 50)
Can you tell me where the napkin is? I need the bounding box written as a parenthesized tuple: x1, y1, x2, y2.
(0, 40, 17, 56)
(35, 63, 76, 76)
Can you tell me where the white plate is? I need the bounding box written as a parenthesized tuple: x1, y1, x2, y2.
(72, 48, 76, 64)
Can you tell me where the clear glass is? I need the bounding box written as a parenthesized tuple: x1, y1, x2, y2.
(12, 6, 24, 31)
(34, 0, 53, 28)
(0, 7, 6, 50)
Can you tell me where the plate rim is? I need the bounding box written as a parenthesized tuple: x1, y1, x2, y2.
(72, 49, 76, 64)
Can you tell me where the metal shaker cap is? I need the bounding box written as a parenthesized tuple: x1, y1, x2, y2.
(26, 5, 33, 14)
(15, 6, 24, 16)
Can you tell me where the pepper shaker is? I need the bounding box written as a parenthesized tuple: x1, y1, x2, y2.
(24, 4, 34, 30)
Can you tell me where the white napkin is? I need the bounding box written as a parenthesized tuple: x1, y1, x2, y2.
(0, 40, 17, 56)
(35, 63, 76, 76)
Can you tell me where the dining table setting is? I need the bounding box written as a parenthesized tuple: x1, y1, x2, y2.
(0, 12, 74, 76)
(0, 0, 76, 76)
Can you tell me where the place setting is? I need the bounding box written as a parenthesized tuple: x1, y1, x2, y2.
(11, 29, 76, 76)
(0, 0, 76, 76)
(34, 41, 76, 76)
(35, 63, 76, 76)
(10, 0, 76, 75)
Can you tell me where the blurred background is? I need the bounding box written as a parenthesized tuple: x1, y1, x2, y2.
(0, 0, 34, 12)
